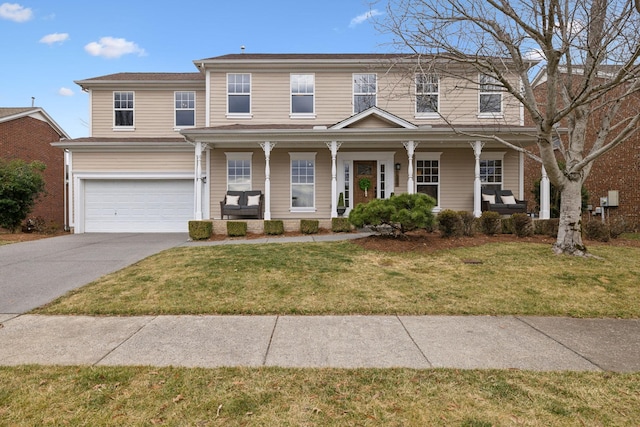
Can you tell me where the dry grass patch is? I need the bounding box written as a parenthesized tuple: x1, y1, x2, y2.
(0, 366, 638, 426)
(34, 241, 640, 317)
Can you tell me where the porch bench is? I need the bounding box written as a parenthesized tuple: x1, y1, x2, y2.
(481, 189, 527, 215)
(220, 190, 264, 219)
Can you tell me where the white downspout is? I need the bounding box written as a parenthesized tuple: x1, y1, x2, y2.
(540, 165, 551, 219)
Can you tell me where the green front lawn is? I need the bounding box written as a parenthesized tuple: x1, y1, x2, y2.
(34, 241, 640, 318)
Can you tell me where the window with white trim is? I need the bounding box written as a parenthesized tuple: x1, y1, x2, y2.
(175, 91, 195, 127)
(416, 73, 439, 116)
(290, 74, 314, 116)
(114, 91, 134, 128)
(480, 158, 503, 192)
(290, 153, 316, 210)
(416, 153, 441, 205)
(227, 73, 251, 115)
(353, 73, 377, 113)
(226, 153, 252, 191)
(479, 74, 502, 115)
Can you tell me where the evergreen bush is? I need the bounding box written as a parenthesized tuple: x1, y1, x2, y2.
(436, 209, 463, 237)
(331, 217, 351, 233)
(300, 219, 319, 234)
(264, 220, 284, 235)
(479, 211, 501, 235)
(227, 221, 247, 237)
(188, 220, 213, 240)
(512, 213, 534, 237)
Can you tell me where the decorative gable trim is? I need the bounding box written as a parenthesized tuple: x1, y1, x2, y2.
(330, 106, 417, 130)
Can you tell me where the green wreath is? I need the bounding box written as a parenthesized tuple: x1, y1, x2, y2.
(358, 178, 371, 191)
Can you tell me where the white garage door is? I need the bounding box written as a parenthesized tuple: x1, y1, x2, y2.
(84, 180, 194, 232)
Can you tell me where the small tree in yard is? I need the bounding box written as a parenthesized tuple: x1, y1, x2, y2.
(0, 159, 46, 232)
(379, 0, 640, 256)
(348, 193, 436, 236)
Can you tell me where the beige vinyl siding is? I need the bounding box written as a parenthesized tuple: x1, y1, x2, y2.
(209, 67, 522, 127)
(72, 151, 193, 172)
(209, 149, 332, 219)
(91, 89, 206, 137)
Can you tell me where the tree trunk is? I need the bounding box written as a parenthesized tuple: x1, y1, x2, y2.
(553, 179, 587, 256)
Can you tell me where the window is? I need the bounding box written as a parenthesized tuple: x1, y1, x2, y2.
(416, 156, 440, 204)
(480, 159, 502, 192)
(114, 91, 134, 128)
(353, 73, 376, 113)
(226, 153, 252, 191)
(291, 74, 314, 116)
(416, 74, 439, 115)
(227, 73, 251, 115)
(290, 153, 316, 210)
(479, 74, 502, 115)
(343, 162, 350, 208)
(175, 91, 195, 127)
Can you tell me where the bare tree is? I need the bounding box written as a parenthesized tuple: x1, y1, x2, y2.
(377, 0, 640, 256)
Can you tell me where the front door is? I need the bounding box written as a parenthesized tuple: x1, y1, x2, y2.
(353, 161, 377, 207)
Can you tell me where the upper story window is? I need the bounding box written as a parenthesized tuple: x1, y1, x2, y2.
(114, 91, 134, 129)
(174, 91, 195, 128)
(416, 73, 439, 116)
(290, 74, 315, 117)
(227, 73, 251, 116)
(353, 73, 377, 114)
(479, 74, 502, 116)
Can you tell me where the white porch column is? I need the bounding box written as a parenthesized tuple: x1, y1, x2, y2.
(260, 141, 276, 220)
(326, 141, 342, 217)
(540, 165, 551, 219)
(471, 140, 485, 218)
(403, 141, 418, 194)
(194, 141, 204, 220)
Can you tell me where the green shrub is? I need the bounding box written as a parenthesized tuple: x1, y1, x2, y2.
(331, 217, 351, 233)
(535, 218, 559, 237)
(512, 213, 534, 237)
(609, 217, 628, 239)
(188, 220, 213, 240)
(501, 217, 514, 234)
(458, 211, 476, 237)
(437, 209, 463, 237)
(348, 193, 436, 236)
(264, 220, 284, 235)
(0, 159, 46, 232)
(584, 220, 610, 242)
(479, 211, 501, 235)
(227, 221, 247, 237)
(300, 219, 319, 234)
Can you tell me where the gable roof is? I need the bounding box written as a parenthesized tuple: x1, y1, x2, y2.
(75, 72, 205, 90)
(330, 107, 417, 130)
(0, 107, 70, 139)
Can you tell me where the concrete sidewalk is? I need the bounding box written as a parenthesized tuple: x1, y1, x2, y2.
(1, 314, 638, 372)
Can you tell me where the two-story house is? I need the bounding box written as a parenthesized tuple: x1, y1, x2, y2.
(55, 53, 538, 233)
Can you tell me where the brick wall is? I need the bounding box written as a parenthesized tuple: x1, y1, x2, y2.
(523, 83, 640, 231)
(0, 116, 65, 229)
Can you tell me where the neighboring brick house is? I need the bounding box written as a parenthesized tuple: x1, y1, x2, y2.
(0, 107, 70, 230)
(523, 71, 640, 230)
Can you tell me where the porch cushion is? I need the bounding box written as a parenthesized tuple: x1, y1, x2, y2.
(225, 195, 240, 206)
(501, 194, 517, 205)
(482, 193, 496, 204)
(247, 194, 261, 206)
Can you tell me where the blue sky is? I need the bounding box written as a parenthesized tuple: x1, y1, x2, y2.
(0, 1, 392, 138)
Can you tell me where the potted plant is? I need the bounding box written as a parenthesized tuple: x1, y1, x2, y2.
(337, 192, 346, 216)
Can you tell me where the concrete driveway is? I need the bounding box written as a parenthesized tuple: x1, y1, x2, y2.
(0, 233, 188, 314)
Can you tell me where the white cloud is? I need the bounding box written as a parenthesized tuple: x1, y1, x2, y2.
(524, 49, 546, 61)
(58, 87, 74, 97)
(40, 33, 69, 45)
(0, 2, 33, 22)
(84, 36, 146, 59)
(349, 9, 383, 28)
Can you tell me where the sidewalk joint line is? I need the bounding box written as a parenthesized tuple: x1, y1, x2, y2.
(396, 315, 433, 368)
(93, 316, 158, 367)
(262, 315, 279, 366)
(515, 316, 605, 372)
